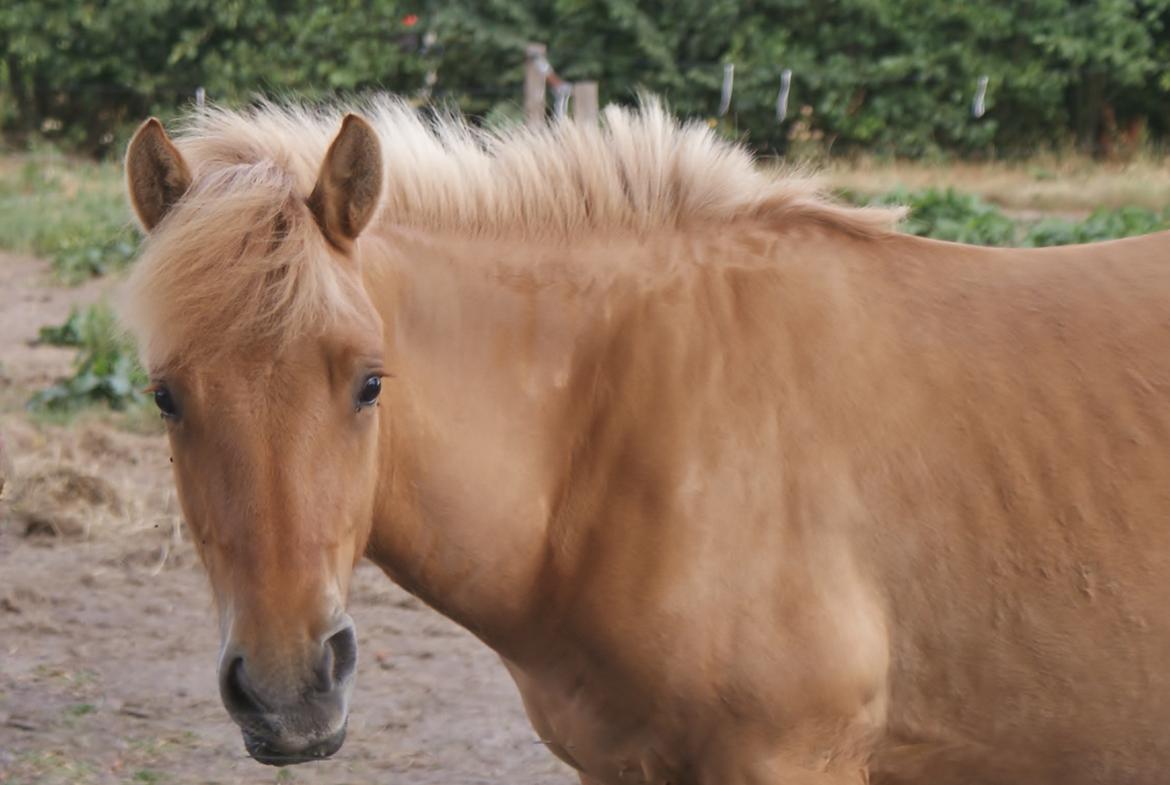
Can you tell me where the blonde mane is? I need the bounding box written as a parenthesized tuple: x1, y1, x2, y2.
(127, 96, 898, 366)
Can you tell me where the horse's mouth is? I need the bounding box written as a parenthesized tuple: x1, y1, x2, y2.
(242, 724, 346, 767)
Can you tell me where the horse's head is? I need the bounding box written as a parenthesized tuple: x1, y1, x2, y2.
(125, 114, 385, 765)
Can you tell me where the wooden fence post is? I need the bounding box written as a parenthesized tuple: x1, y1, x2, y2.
(525, 43, 548, 127)
(572, 81, 599, 126)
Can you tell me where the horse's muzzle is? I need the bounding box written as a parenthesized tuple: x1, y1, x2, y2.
(243, 723, 347, 766)
(218, 615, 358, 766)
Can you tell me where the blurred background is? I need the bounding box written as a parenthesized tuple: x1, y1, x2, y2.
(5, 0, 1170, 158)
(2, 2, 1170, 784)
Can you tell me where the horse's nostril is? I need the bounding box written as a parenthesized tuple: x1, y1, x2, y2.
(220, 656, 265, 717)
(324, 624, 357, 688)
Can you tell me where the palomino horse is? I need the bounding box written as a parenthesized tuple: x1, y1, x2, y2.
(124, 99, 1170, 784)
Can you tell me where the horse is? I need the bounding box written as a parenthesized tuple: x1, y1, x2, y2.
(124, 98, 1170, 784)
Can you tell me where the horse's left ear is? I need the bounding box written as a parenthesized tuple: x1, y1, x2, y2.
(308, 114, 383, 251)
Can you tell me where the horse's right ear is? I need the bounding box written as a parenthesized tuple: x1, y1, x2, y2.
(307, 114, 383, 252)
(126, 118, 192, 232)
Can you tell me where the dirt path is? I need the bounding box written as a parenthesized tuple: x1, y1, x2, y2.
(0, 254, 574, 785)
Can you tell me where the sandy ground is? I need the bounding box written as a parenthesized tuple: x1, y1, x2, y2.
(0, 253, 574, 785)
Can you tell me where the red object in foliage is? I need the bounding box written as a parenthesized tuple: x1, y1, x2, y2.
(403, 14, 419, 27)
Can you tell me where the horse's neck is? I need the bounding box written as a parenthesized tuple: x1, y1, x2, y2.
(360, 227, 608, 649)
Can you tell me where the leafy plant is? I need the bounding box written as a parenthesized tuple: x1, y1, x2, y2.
(862, 187, 1018, 245)
(50, 230, 139, 281)
(28, 303, 147, 413)
(850, 187, 1170, 246)
(1029, 205, 1170, 245)
(36, 306, 87, 346)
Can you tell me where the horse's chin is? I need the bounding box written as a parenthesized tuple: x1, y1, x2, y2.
(242, 724, 346, 767)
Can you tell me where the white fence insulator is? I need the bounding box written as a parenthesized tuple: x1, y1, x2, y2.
(972, 75, 989, 118)
(718, 63, 735, 116)
(776, 69, 792, 122)
(553, 82, 572, 120)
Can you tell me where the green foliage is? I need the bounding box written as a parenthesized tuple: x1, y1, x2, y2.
(29, 303, 148, 413)
(5, 1, 1170, 156)
(401, 0, 1170, 155)
(866, 187, 1018, 245)
(852, 187, 1170, 246)
(36, 306, 88, 346)
(51, 232, 139, 281)
(1025, 205, 1170, 246)
(0, 0, 428, 155)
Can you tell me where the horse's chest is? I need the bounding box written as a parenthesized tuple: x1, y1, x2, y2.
(505, 660, 694, 785)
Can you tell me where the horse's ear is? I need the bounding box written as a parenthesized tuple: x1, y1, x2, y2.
(307, 114, 383, 251)
(126, 118, 192, 232)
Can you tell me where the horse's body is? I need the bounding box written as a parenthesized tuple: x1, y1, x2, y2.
(124, 100, 1170, 784)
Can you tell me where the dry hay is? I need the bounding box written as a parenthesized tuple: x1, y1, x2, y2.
(0, 417, 177, 545)
(9, 464, 124, 538)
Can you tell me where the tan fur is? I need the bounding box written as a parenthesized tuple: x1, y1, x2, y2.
(127, 100, 1170, 784)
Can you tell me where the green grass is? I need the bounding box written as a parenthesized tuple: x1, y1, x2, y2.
(0, 150, 138, 282)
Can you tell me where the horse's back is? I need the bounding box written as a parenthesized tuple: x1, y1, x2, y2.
(845, 229, 1170, 783)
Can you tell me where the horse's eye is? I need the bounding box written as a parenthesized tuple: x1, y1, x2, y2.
(154, 386, 178, 419)
(357, 375, 382, 407)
